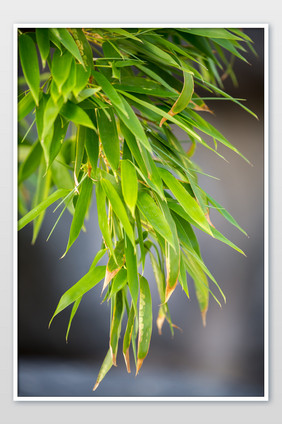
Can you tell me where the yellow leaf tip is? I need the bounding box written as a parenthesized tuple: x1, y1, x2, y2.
(123, 350, 131, 373)
(135, 358, 144, 376)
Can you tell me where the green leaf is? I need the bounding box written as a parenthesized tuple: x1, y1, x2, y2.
(66, 297, 82, 342)
(93, 349, 113, 391)
(110, 268, 128, 299)
(49, 265, 106, 326)
(85, 126, 99, 178)
(158, 167, 212, 235)
(48, 116, 69, 168)
(64, 176, 93, 254)
(123, 302, 135, 373)
(160, 61, 194, 126)
(95, 181, 115, 259)
(137, 191, 174, 248)
(18, 188, 70, 230)
(178, 28, 243, 40)
(92, 70, 128, 117)
(19, 34, 40, 106)
(125, 235, 139, 313)
(32, 162, 52, 244)
(74, 125, 86, 183)
(18, 91, 36, 121)
(49, 28, 84, 66)
(36, 28, 50, 68)
(72, 63, 91, 98)
(116, 95, 152, 153)
(207, 193, 248, 236)
(42, 95, 64, 140)
(121, 160, 138, 217)
(51, 49, 74, 93)
(70, 28, 94, 69)
(97, 108, 120, 171)
(109, 290, 124, 365)
(89, 248, 108, 271)
(18, 140, 42, 185)
(100, 178, 135, 247)
(136, 276, 152, 375)
(60, 101, 96, 130)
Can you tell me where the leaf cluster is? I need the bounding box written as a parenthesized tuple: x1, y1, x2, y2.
(17, 27, 255, 390)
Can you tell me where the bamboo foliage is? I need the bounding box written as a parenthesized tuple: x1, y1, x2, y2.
(17, 27, 256, 390)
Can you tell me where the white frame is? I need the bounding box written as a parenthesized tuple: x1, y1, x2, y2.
(13, 23, 269, 402)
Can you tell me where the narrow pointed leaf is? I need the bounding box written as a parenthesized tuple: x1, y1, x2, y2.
(109, 290, 124, 365)
(65, 176, 93, 253)
(18, 188, 70, 230)
(121, 160, 138, 216)
(136, 276, 152, 375)
(97, 108, 120, 171)
(100, 179, 135, 247)
(125, 236, 139, 313)
(19, 34, 40, 106)
(93, 349, 113, 391)
(36, 28, 50, 68)
(60, 101, 96, 130)
(49, 28, 84, 66)
(137, 191, 174, 248)
(50, 265, 106, 325)
(51, 49, 74, 92)
(158, 167, 212, 235)
(66, 296, 82, 342)
(123, 303, 135, 373)
(18, 91, 36, 121)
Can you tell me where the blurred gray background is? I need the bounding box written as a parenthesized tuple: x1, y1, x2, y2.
(18, 28, 265, 397)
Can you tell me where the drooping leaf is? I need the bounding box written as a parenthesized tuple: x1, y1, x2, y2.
(136, 275, 152, 375)
(18, 188, 70, 230)
(49, 28, 84, 66)
(109, 290, 124, 365)
(51, 49, 74, 93)
(123, 302, 135, 373)
(158, 167, 212, 235)
(60, 101, 96, 130)
(64, 176, 93, 254)
(121, 160, 138, 217)
(125, 235, 139, 313)
(19, 34, 40, 106)
(35, 28, 50, 68)
(18, 91, 36, 121)
(100, 178, 135, 247)
(97, 108, 120, 171)
(93, 349, 113, 391)
(95, 181, 115, 259)
(49, 265, 106, 326)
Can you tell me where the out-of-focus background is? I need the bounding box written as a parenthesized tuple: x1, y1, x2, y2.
(17, 28, 265, 397)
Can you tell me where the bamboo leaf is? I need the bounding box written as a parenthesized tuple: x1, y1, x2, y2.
(18, 91, 36, 121)
(121, 160, 138, 217)
(137, 191, 174, 248)
(110, 268, 128, 299)
(92, 70, 128, 117)
(109, 290, 124, 365)
(32, 162, 52, 244)
(51, 49, 74, 92)
(66, 296, 82, 342)
(72, 63, 91, 98)
(158, 167, 212, 235)
(64, 176, 93, 254)
(49, 265, 106, 326)
(19, 34, 40, 106)
(160, 61, 194, 126)
(49, 28, 84, 66)
(36, 28, 50, 68)
(125, 235, 139, 313)
(136, 276, 152, 375)
(60, 101, 96, 130)
(123, 302, 135, 373)
(100, 178, 135, 247)
(93, 349, 113, 391)
(97, 108, 120, 171)
(18, 188, 70, 230)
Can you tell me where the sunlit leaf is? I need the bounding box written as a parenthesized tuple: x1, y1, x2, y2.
(19, 34, 40, 106)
